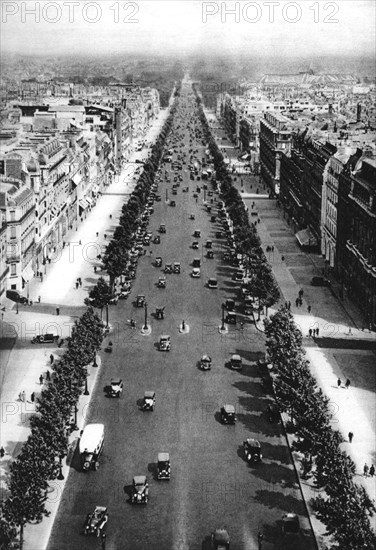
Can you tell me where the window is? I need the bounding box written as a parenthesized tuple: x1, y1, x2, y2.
(10, 211, 16, 221)
(10, 263, 17, 276)
(10, 226, 17, 239)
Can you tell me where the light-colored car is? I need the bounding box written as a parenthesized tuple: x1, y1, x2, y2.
(192, 267, 201, 278)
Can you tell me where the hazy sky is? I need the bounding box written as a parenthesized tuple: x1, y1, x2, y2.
(1, 0, 375, 58)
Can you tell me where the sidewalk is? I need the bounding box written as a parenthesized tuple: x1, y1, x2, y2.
(247, 199, 376, 534)
(0, 108, 169, 550)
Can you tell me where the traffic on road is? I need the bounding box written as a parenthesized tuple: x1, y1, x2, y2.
(47, 81, 315, 550)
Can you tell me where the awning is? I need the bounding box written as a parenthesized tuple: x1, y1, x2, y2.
(85, 196, 93, 205)
(22, 264, 34, 283)
(295, 228, 318, 248)
(79, 198, 89, 210)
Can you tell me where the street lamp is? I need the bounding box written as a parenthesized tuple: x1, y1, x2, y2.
(71, 405, 79, 431)
(143, 301, 148, 330)
(84, 376, 90, 396)
(57, 454, 65, 480)
(221, 304, 226, 331)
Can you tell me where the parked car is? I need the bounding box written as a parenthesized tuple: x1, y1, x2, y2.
(208, 278, 218, 289)
(159, 335, 171, 351)
(164, 263, 172, 274)
(31, 333, 59, 344)
(192, 257, 201, 267)
(311, 276, 330, 286)
(192, 241, 199, 249)
(105, 379, 123, 398)
(206, 240, 212, 249)
(131, 476, 149, 504)
(224, 299, 235, 311)
(155, 306, 165, 319)
(159, 224, 166, 233)
(155, 256, 162, 267)
(281, 513, 300, 537)
(194, 230, 201, 238)
(83, 506, 108, 537)
(220, 404, 236, 424)
(225, 311, 237, 325)
(136, 295, 145, 307)
(157, 452, 171, 480)
(153, 235, 161, 244)
(142, 391, 156, 411)
(192, 267, 201, 278)
(243, 438, 262, 463)
(229, 354, 242, 370)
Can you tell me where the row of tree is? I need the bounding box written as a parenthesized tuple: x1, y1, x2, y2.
(264, 307, 376, 550)
(193, 90, 280, 311)
(0, 308, 105, 550)
(85, 86, 181, 315)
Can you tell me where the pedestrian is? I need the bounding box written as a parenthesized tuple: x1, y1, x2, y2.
(79, 277, 82, 287)
(307, 305, 312, 313)
(104, 233, 107, 239)
(101, 531, 106, 550)
(63, 241, 66, 248)
(345, 378, 351, 389)
(39, 374, 44, 385)
(31, 392, 35, 403)
(337, 377, 341, 388)
(299, 298, 303, 307)
(149, 250, 153, 256)
(364, 463, 369, 477)
(50, 354, 54, 365)
(94, 266, 97, 273)
(348, 431, 354, 443)
(309, 328, 312, 337)
(257, 531, 263, 550)
(316, 327, 319, 337)
(281, 255, 285, 261)
(295, 298, 299, 308)
(18, 392, 22, 401)
(288, 301, 291, 310)
(299, 288, 304, 298)
(240, 321, 244, 330)
(109, 214, 112, 219)
(46, 370, 51, 381)
(369, 464, 375, 477)
(38, 295, 41, 303)
(79, 240, 82, 245)
(75, 281, 79, 289)
(21, 390, 26, 402)
(96, 232, 99, 237)
(0, 447, 5, 458)
(56, 307, 60, 316)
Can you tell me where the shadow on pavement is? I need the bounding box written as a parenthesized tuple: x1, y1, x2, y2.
(254, 489, 306, 516)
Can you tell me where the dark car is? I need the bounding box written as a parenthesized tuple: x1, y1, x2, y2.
(243, 438, 262, 463)
(220, 404, 236, 424)
(153, 235, 161, 244)
(83, 506, 108, 537)
(105, 379, 123, 398)
(311, 276, 330, 286)
(211, 528, 230, 549)
(6, 290, 28, 304)
(31, 333, 59, 344)
(157, 452, 171, 480)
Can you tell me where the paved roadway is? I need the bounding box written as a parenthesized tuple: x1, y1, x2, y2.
(47, 83, 315, 550)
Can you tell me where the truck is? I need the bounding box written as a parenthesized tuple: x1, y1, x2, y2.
(79, 424, 104, 471)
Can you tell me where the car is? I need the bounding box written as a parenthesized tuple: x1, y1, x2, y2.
(225, 311, 237, 325)
(200, 354, 212, 370)
(208, 278, 218, 289)
(6, 290, 28, 304)
(170, 200, 176, 207)
(153, 235, 161, 244)
(207, 250, 214, 259)
(192, 267, 201, 278)
(159, 224, 166, 233)
(157, 452, 171, 480)
(206, 240, 212, 249)
(173, 262, 181, 274)
(131, 476, 149, 504)
(31, 333, 59, 344)
(83, 506, 108, 537)
(155, 194, 161, 201)
(220, 404, 236, 424)
(108, 294, 119, 305)
(155, 256, 162, 267)
(158, 276, 166, 288)
(230, 354, 242, 370)
(194, 230, 201, 238)
(155, 306, 165, 319)
(224, 299, 235, 311)
(243, 438, 262, 463)
(211, 528, 230, 549)
(211, 215, 217, 222)
(118, 289, 130, 300)
(159, 334, 171, 351)
(136, 295, 145, 307)
(311, 276, 330, 286)
(192, 241, 199, 249)
(106, 379, 123, 398)
(142, 390, 156, 411)
(164, 263, 173, 274)
(281, 513, 300, 536)
(234, 270, 244, 282)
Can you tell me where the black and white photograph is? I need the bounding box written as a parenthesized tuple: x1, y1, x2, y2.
(0, 1, 375, 549)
